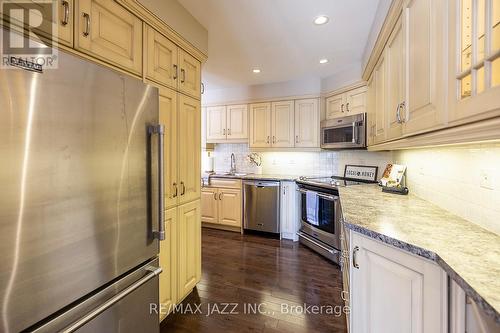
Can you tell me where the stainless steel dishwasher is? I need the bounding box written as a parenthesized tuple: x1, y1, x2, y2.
(243, 180, 280, 233)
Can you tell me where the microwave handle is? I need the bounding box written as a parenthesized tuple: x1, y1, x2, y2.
(352, 122, 358, 144)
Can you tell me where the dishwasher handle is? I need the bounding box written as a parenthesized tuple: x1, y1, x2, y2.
(244, 181, 280, 187)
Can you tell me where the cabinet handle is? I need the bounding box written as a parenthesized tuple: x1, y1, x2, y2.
(173, 182, 178, 198)
(180, 181, 186, 195)
(61, 0, 70, 26)
(214, 192, 217, 200)
(400, 101, 406, 123)
(266, 136, 270, 144)
(228, 128, 231, 135)
(201, 82, 205, 94)
(82, 12, 90, 37)
(341, 104, 344, 113)
(272, 136, 276, 143)
(180, 69, 186, 83)
(295, 135, 299, 143)
(346, 102, 350, 112)
(173, 64, 178, 80)
(223, 128, 226, 136)
(219, 192, 223, 200)
(353, 246, 360, 269)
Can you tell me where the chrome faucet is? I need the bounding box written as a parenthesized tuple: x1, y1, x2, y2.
(230, 153, 236, 174)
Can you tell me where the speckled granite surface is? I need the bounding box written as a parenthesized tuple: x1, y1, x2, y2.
(339, 184, 500, 324)
(203, 173, 300, 181)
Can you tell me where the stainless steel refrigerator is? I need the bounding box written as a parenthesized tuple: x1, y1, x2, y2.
(0, 29, 165, 332)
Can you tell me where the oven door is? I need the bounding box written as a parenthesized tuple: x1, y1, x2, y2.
(298, 186, 341, 250)
(320, 113, 366, 149)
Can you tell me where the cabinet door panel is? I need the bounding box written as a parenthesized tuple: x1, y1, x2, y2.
(271, 101, 294, 147)
(345, 87, 367, 116)
(403, 0, 446, 135)
(366, 75, 376, 146)
(201, 188, 218, 224)
(206, 106, 226, 141)
(159, 207, 177, 321)
(294, 99, 319, 148)
(76, 0, 142, 74)
(159, 87, 178, 209)
(178, 94, 201, 205)
(326, 94, 346, 119)
(226, 104, 248, 140)
(350, 232, 446, 333)
(146, 25, 178, 89)
(218, 189, 241, 227)
(374, 55, 387, 144)
(386, 17, 404, 140)
(179, 50, 201, 99)
(177, 200, 201, 300)
(249, 103, 271, 147)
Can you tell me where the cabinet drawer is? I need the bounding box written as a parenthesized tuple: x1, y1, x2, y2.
(209, 178, 242, 189)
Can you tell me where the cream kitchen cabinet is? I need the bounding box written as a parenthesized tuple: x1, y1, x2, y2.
(177, 200, 201, 301)
(448, 0, 500, 124)
(178, 94, 201, 204)
(350, 231, 447, 333)
(249, 102, 272, 148)
(206, 104, 248, 142)
(179, 50, 202, 99)
(326, 87, 366, 119)
(159, 88, 178, 209)
(271, 101, 295, 147)
(201, 180, 242, 231)
(373, 55, 387, 144)
(75, 0, 143, 75)
(159, 207, 177, 321)
(145, 24, 179, 90)
(279, 181, 300, 241)
(366, 75, 376, 146)
(294, 98, 319, 148)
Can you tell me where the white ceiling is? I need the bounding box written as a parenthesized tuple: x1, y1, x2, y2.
(178, 0, 380, 91)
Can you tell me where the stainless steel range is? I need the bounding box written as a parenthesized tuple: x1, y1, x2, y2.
(295, 175, 378, 264)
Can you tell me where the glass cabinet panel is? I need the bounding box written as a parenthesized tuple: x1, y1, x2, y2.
(477, 0, 485, 62)
(493, 0, 500, 51)
(461, 0, 473, 73)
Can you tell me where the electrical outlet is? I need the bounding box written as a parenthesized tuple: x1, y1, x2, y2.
(480, 169, 494, 190)
(419, 166, 424, 175)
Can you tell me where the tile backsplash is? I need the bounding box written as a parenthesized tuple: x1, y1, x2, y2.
(206, 144, 393, 178)
(395, 143, 500, 235)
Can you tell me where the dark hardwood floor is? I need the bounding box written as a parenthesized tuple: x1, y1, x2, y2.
(161, 228, 347, 333)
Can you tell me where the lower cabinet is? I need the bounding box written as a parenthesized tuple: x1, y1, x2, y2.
(349, 231, 447, 333)
(159, 200, 201, 322)
(279, 181, 300, 241)
(201, 183, 242, 230)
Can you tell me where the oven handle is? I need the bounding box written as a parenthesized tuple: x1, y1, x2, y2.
(296, 188, 339, 202)
(297, 231, 336, 254)
(352, 122, 359, 143)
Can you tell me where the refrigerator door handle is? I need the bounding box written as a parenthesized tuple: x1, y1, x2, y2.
(60, 265, 162, 333)
(149, 124, 166, 241)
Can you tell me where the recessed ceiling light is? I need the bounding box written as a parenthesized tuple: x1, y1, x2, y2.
(252, 68, 261, 73)
(319, 58, 329, 64)
(314, 15, 329, 25)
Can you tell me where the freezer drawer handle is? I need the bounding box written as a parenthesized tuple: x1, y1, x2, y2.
(149, 124, 165, 241)
(60, 266, 162, 333)
(297, 231, 335, 254)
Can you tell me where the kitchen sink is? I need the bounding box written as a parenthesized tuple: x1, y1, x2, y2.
(219, 172, 248, 177)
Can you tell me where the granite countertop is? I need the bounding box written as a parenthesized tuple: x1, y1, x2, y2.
(202, 173, 300, 182)
(338, 184, 500, 323)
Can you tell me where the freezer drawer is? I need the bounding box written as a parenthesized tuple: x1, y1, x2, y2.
(243, 181, 280, 233)
(32, 258, 161, 333)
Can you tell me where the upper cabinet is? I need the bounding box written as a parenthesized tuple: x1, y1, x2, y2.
(179, 50, 202, 99)
(326, 86, 367, 119)
(401, 0, 447, 135)
(448, 0, 500, 123)
(144, 26, 202, 99)
(294, 99, 319, 147)
(247, 98, 319, 149)
(145, 25, 178, 89)
(75, 0, 143, 75)
(249, 102, 272, 148)
(206, 104, 248, 143)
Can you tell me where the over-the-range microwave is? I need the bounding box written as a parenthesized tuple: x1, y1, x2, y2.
(320, 113, 367, 149)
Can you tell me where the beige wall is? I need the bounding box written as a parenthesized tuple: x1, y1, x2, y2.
(395, 143, 500, 235)
(138, 0, 208, 54)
